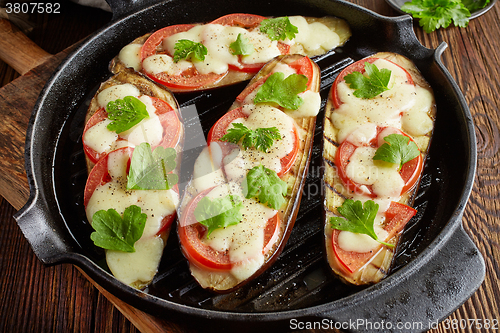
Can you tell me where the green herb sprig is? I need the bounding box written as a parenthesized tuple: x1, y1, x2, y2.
(329, 199, 393, 247)
(401, 0, 486, 33)
(243, 165, 288, 210)
(230, 33, 254, 56)
(220, 123, 282, 153)
(259, 17, 298, 41)
(127, 142, 178, 190)
(90, 205, 147, 252)
(106, 96, 149, 134)
(373, 134, 420, 170)
(194, 195, 244, 237)
(254, 72, 308, 110)
(173, 39, 208, 62)
(344, 62, 392, 99)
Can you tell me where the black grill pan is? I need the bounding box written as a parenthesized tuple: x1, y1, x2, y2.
(14, 0, 483, 331)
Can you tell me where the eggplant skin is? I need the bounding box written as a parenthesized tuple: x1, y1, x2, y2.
(109, 15, 350, 93)
(177, 55, 321, 293)
(322, 52, 436, 286)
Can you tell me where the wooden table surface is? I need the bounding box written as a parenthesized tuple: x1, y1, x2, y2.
(1, 0, 499, 332)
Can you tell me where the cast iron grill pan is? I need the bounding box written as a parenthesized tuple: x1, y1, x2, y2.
(16, 0, 483, 331)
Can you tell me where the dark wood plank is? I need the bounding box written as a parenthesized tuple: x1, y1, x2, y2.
(1, 1, 499, 332)
(0, 47, 75, 210)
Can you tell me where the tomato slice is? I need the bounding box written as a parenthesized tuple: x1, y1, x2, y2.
(82, 96, 181, 164)
(335, 127, 423, 197)
(140, 24, 195, 59)
(209, 13, 267, 28)
(235, 75, 270, 104)
(207, 107, 299, 177)
(287, 55, 315, 90)
(84, 147, 177, 236)
(331, 57, 415, 108)
(332, 201, 417, 273)
(83, 147, 131, 208)
(178, 187, 280, 271)
(82, 108, 109, 164)
(140, 24, 226, 90)
(335, 140, 375, 198)
(207, 108, 248, 144)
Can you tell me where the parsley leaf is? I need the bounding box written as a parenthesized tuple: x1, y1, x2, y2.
(242, 165, 288, 210)
(220, 123, 282, 153)
(106, 96, 149, 134)
(329, 199, 393, 247)
(230, 33, 254, 56)
(373, 134, 421, 170)
(401, 0, 471, 33)
(462, 0, 490, 12)
(259, 17, 298, 41)
(90, 205, 147, 252)
(344, 62, 392, 99)
(173, 39, 208, 62)
(127, 142, 178, 190)
(194, 195, 243, 237)
(253, 72, 308, 110)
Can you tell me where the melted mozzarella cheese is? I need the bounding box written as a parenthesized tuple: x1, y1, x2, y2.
(331, 59, 418, 143)
(345, 146, 404, 199)
(84, 119, 118, 154)
(106, 237, 164, 286)
(192, 146, 226, 193)
(338, 220, 388, 253)
(346, 123, 378, 146)
(239, 29, 281, 65)
(117, 43, 143, 71)
(203, 183, 276, 281)
(402, 86, 434, 136)
(142, 54, 193, 75)
(97, 83, 140, 108)
(119, 96, 163, 147)
(337, 209, 389, 253)
(85, 95, 164, 154)
(271, 62, 298, 77)
(86, 149, 179, 286)
(289, 16, 340, 54)
(287, 90, 322, 118)
(200, 25, 248, 72)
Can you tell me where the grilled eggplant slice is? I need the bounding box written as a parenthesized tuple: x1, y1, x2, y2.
(322, 52, 436, 285)
(110, 14, 350, 93)
(82, 69, 184, 289)
(177, 54, 321, 292)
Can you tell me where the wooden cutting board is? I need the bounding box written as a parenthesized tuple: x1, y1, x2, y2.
(0, 18, 189, 333)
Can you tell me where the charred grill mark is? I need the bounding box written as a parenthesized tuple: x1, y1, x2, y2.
(369, 259, 388, 276)
(323, 156, 336, 169)
(325, 182, 347, 200)
(323, 134, 339, 147)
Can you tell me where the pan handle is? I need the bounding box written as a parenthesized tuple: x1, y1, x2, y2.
(0, 18, 52, 75)
(315, 221, 485, 332)
(14, 191, 77, 265)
